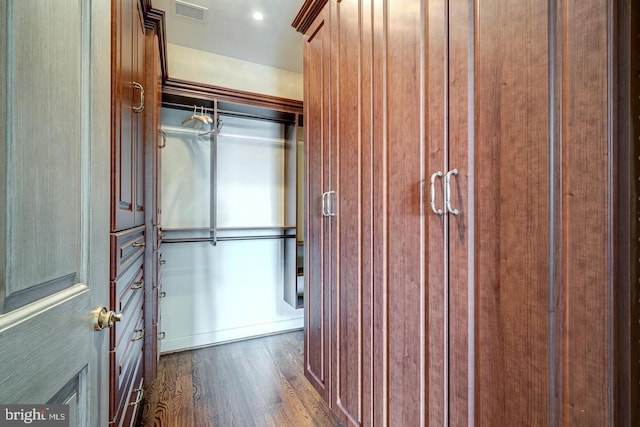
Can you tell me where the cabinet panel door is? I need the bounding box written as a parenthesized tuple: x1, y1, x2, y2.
(134, 5, 145, 227)
(331, 0, 373, 425)
(304, 7, 331, 401)
(448, 0, 553, 424)
(376, 0, 426, 425)
(111, 0, 135, 232)
(112, 0, 144, 232)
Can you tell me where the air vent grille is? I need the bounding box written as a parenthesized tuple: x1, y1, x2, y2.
(175, 0, 207, 21)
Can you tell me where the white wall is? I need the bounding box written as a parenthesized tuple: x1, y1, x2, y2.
(160, 110, 303, 353)
(167, 43, 303, 101)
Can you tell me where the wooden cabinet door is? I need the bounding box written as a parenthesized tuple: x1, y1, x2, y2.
(445, 0, 614, 424)
(111, 0, 145, 232)
(303, 4, 331, 402)
(329, 0, 374, 425)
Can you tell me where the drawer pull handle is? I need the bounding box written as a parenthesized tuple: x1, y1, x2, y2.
(159, 129, 167, 148)
(132, 82, 144, 113)
(131, 329, 144, 341)
(131, 280, 143, 290)
(159, 291, 166, 298)
(132, 240, 145, 248)
(159, 259, 166, 265)
(129, 387, 144, 406)
(159, 332, 166, 340)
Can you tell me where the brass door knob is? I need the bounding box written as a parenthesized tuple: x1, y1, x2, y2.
(93, 307, 123, 331)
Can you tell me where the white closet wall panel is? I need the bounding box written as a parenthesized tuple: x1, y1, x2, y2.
(160, 241, 302, 352)
(160, 108, 302, 352)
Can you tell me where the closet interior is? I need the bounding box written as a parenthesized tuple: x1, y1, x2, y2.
(158, 94, 304, 353)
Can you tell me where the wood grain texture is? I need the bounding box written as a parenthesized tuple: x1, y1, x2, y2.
(561, 0, 612, 424)
(303, 5, 331, 402)
(143, 27, 162, 385)
(358, 1, 374, 426)
(447, 0, 472, 423)
(370, 0, 387, 424)
(425, 0, 448, 424)
(384, 0, 424, 425)
(140, 331, 341, 427)
(332, 0, 367, 425)
(619, 1, 640, 423)
(472, 0, 552, 424)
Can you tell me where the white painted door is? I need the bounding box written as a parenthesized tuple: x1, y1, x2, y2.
(0, 1, 111, 426)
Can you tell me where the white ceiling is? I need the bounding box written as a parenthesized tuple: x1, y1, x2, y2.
(153, 0, 305, 74)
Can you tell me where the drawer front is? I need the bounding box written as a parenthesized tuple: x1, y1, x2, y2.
(110, 272, 144, 351)
(110, 311, 144, 423)
(110, 256, 144, 314)
(109, 347, 143, 426)
(110, 225, 145, 279)
(121, 370, 144, 427)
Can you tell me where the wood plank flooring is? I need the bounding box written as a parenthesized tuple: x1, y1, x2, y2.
(139, 331, 341, 427)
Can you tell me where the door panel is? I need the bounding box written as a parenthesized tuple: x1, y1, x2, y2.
(459, 0, 552, 424)
(384, 0, 424, 425)
(0, 1, 111, 426)
(561, 1, 611, 423)
(425, 0, 448, 425)
(304, 8, 331, 401)
(332, 0, 373, 425)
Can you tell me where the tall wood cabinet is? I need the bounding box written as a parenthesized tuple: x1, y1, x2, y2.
(110, 0, 146, 425)
(110, 1, 165, 425)
(296, 0, 622, 425)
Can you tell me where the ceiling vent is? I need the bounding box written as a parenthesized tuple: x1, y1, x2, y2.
(174, 0, 208, 22)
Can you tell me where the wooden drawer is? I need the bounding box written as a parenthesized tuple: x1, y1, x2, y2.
(110, 225, 145, 280)
(109, 345, 143, 426)
(110, 256, 143, 314)
(110, 265, 144, 350)
(120, 368, 144, 427)
(110, 311, 144, 424)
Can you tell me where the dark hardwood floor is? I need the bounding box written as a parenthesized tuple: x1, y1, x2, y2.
(139, 331, 341, 427)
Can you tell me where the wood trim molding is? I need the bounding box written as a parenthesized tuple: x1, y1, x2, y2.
(143, 7, 168, 81)
(292, 0, 329, 34)
(163, 77, 303, 115)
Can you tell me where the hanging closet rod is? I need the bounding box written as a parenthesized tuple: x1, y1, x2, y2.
(161, 125, 214, 136)
(162, 234, 297, 244)
(162, 101, 297, 124)
(162, 226, 296, 232)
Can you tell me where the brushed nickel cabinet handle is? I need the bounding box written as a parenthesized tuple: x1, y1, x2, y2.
(132, 240, 145, 248)
(159, 291, 166, 298)
(129, 387, 144, 406)
(132, 82, 144, 113)
(131, 329, 144, 341)
(159, 332, 166, 340)
(159, 259, 166, 265)
(326, 190, 336, 217)
(131, 280, 143, 290)
(430, 171, 444, 216)
(159, 129, 167, 148)
(445, 169, 459, 216)
(321, 192, 329, 217)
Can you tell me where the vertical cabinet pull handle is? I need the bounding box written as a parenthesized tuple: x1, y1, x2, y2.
(321, 192, 328, 217)
(132, 82, 144, 113)
(445, 169, 459, 216)
(327, 191, 336, 217)
(129, 387, 144, 406)
(131, 329, 145, 342)
(429, 171, 444, 216)
(159, 129, 167, 148)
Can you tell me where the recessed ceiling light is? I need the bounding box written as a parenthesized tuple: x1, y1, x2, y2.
(252, 11, 264, 21)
